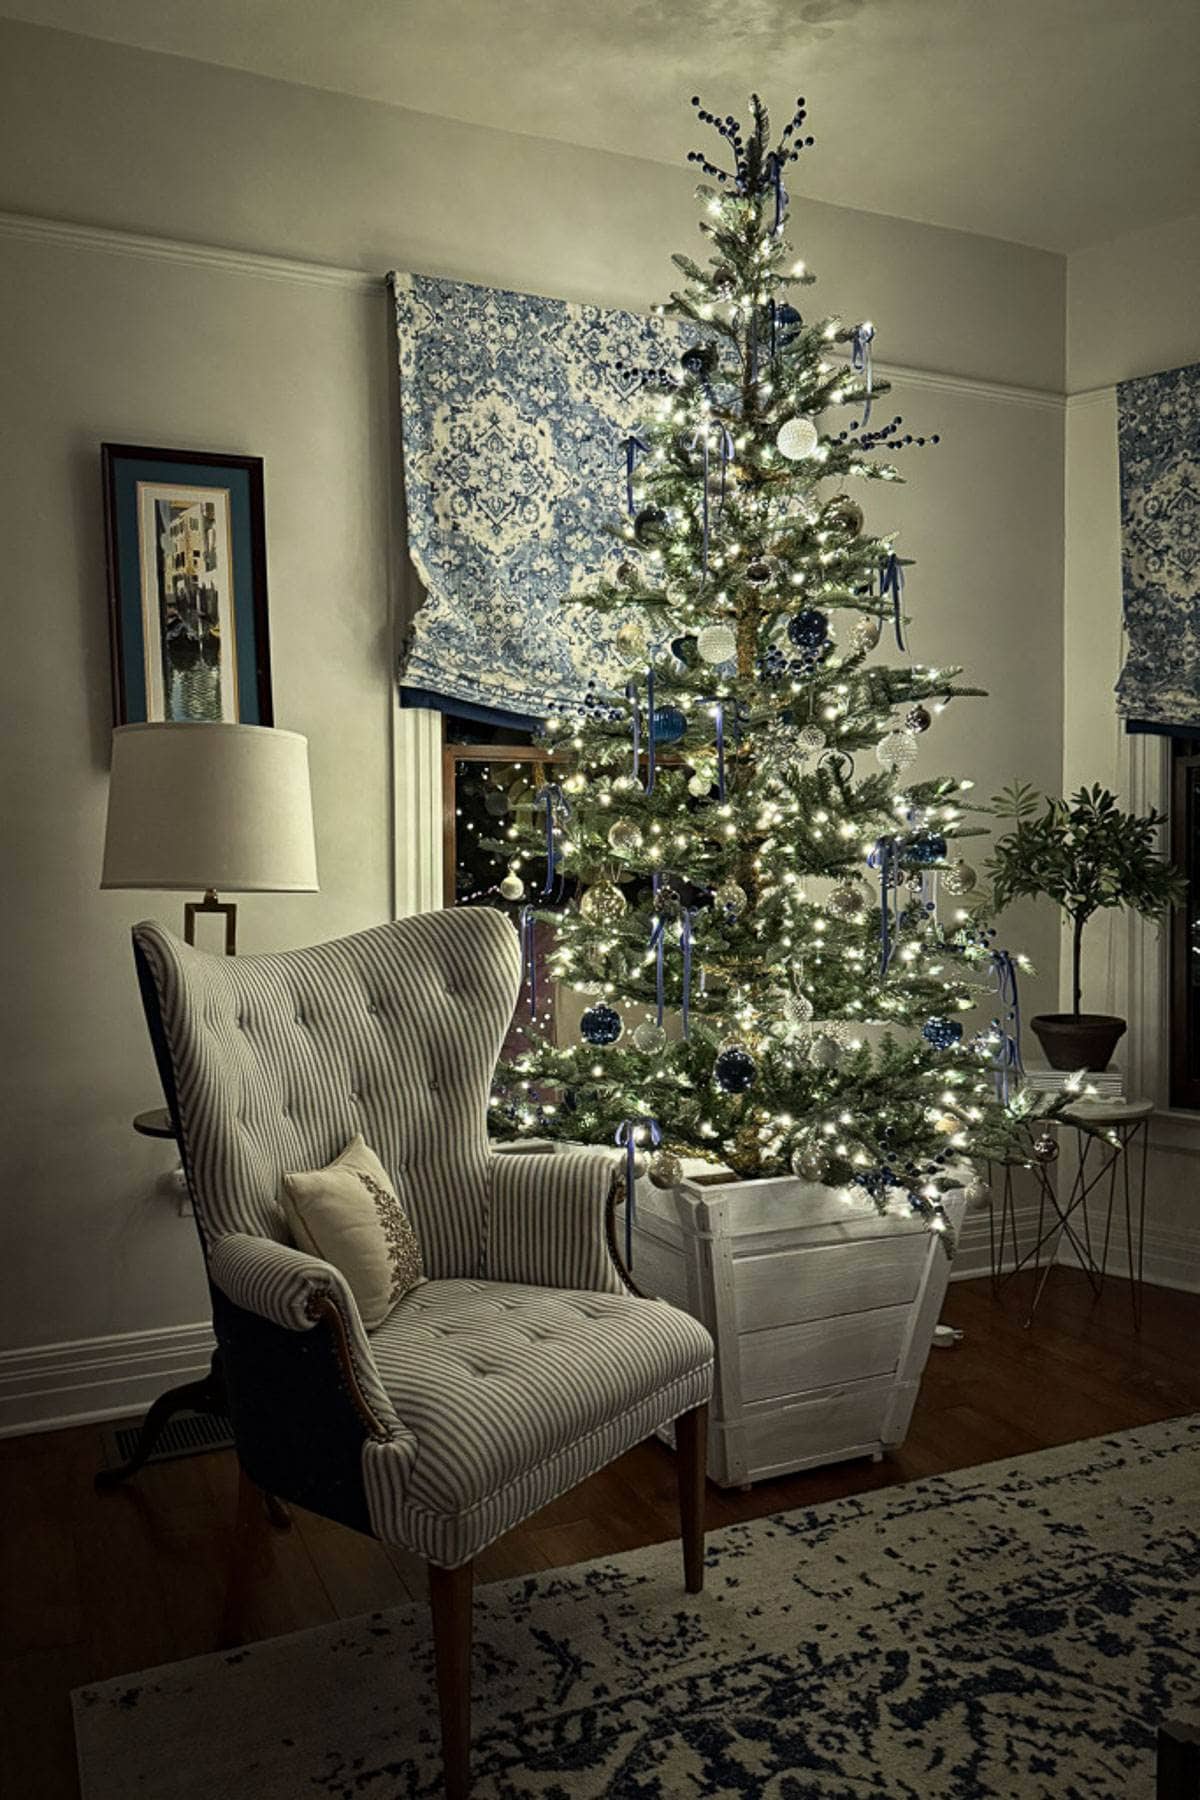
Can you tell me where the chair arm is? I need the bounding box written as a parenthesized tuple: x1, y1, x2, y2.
(486, 1146, 631, 1294)
(209, 1233, 402, 1439)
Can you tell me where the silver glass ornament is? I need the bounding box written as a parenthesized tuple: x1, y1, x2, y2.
(875, 729, 919, 774)
(776, 416, 820, 461)
(632, 1020, 668, 1055)
(1032, 1133, 1059, 1164)
(696, 624, 737, 665)
(808, 1032, 844, 1068)
(498, 870, 524, 901)
(825, 496, 865, 537)
(791, 1144, 828, 1181)
(941, 860, 978, 896)
(579, 881, 627, 925)
(827, 883, 866, 920)
(783, 990, 815, 1028)
(795, 723, 827, 758)
(607, 817, 644, 855)
(849, 615, 883, 654)
(904, 705, 932, 734)
(713, 879, 748, 919)
(648, 1150, 683, 1190)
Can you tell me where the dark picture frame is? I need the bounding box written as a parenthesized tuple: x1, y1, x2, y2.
(102, 443, 273, 726)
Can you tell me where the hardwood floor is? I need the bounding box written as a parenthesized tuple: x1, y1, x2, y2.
(6, 1269, 1200, 1799)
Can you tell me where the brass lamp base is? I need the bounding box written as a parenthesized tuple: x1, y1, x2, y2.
(184, 889, 238, 955)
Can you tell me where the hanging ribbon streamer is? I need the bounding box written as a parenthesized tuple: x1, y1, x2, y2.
(539, 784, 566, 897)
(872, 836, 905, 978)
(680, 909, 695, 1039)
(626, 679, 641, 785)
(767, 152, 787, 235)
(851, 323, 875, 426)
(646, 664, 657, 796)
(690, 426, 711, 585)
(649, 915, 666, 1026)
(621, 434, 649, 516)
(715, 701, 726, 799)
(614, 1116, 661, 1267)
(717, 425, 735, 508)
(990, 949, 1024, 1103)
(518, 904, 537, 1019)
(880, 554, 905, 652)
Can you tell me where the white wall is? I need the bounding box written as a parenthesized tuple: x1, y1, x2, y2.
(0, 18, 1066, 1430)
(1062, 209, 1200, 1289)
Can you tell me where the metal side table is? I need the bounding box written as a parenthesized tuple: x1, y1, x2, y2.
(992, 1098, 1154, 1329)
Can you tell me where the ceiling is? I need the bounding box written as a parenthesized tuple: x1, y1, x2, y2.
(4, 0, 1199, 252)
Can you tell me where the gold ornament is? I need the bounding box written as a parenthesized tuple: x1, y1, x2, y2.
(648, 1150, 683, 1190)
(826, 495, 865, 537)
(579, 881, 627, 925)
(614, 621, 647, 664)
(826, 883, 866, 920)
(607, 817, 644, 855)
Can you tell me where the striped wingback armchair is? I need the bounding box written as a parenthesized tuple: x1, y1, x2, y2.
(132, 906, 713, 1798)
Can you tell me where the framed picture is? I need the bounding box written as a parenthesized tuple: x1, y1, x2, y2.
(102, 443, 273, 725)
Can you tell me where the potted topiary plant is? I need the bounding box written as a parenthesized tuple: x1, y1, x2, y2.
(987, 783, 1184, 1071)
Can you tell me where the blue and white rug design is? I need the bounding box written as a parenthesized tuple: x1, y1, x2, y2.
(74, 1416, 1200, 1797)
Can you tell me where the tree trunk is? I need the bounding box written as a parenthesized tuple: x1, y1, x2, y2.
(1072, 912, 1086, 1017)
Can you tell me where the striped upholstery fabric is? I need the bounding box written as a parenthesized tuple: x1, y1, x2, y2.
(132, 910, 713, 1568)
(486, 1146, 628, 1294)
(133, 910, 520, 1272)
(364, 1279, 713, 1565)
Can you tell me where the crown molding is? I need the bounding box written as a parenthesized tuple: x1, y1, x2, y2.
(0, 209, 1065, 406)
(0, 208, 378, 293)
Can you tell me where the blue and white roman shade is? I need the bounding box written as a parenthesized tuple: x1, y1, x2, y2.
(1116, 360, 1200, 736)
(389, 271, 689, 727)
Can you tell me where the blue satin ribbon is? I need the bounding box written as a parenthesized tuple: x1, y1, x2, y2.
(680, 909, 695, 1038)
(717, 426, 735, 507)
(518, 904, 537, 1018)
(871, 836, 904, 977)
(621, 434, 649, 516)
(990, 949, 1024, 1102)
(649, 915, 666, 1025)
(626, 679, 641, 784)
(851, 323, 875, 426)
(539, 784, 566, 897)
(614, 1116, 661, 1266)
(646, 665, 657, 795)
(690, 427, 711, 584)
(767, 152, 786, 234)
(880, 554, 905, 651)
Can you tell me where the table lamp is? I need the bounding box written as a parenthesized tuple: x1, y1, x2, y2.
(101, 722, 319, 952)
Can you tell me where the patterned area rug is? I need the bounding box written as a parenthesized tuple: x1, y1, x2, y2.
(74, 1418, 1200, 1798)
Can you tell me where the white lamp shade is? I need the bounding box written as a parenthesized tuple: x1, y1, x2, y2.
(101, 723, 319, 893)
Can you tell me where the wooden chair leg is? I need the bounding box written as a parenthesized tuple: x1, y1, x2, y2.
(429, 1561, 474, 1799)
(675, 1403, 709, 1594)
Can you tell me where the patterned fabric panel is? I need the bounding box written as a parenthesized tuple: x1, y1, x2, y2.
(366, 1277, 713, 1528)
(364, 1366, 711, 1568)
(132, 910, 520, 1276)
(209, 1232, 408, 1447)
(486, 1147, 628, 1295)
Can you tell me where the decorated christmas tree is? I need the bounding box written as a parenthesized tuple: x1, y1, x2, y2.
(490, 93, 1055, 1234)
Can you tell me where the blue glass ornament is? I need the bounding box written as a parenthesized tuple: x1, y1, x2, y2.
(922, 1017, 963, 1051)
(775, 303, 803, 346)
(580, 1003, 623, 1047)
(651, 706, 687, 745)
(714, 1045, 757, 1092)
(906, 832, 947, 866)
(787, 608, 830, 651)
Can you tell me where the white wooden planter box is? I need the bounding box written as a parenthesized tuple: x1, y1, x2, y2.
(628, 1168, 966, 1488)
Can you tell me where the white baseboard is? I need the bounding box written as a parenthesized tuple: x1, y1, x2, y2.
(0, 1320, 215, 1439)
(949, 1195, 1044, 1282)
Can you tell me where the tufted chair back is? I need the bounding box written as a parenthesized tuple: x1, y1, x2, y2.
(132, 908, 522, 1279)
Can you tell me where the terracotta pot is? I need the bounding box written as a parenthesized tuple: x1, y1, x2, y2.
(1030, 1013, 1126, 1073)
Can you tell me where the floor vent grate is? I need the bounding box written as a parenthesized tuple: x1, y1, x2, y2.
(100, 1409, 235, 1470)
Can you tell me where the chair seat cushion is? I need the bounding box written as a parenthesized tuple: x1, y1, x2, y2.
(367, 1279, 713, 1521)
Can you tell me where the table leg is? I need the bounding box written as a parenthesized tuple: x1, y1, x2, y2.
(94, 1352, 226, 1490)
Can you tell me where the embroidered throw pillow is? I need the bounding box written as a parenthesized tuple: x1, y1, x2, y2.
(281, 1135, 424, 1329)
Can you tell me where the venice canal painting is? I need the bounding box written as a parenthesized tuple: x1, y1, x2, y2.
(136, 482, 239, 722)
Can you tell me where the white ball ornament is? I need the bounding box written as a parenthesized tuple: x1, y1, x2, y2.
(498, 871, 524, 901)
(696, 624, 737, 665)
(808, 1032, 843, 1068)
(941, 860, 978, 897)
(875, 729, 919, 774)
(632, 1020, 668, 1055)
(614, 621, 647, 665)
(795, 723, 827, 759)
(783, 991, 815, 1028)
(713, 879, 749, 919)
(776, 416, 820, 461)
